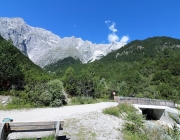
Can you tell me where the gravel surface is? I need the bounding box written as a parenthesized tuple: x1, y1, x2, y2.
(0, 102, 124, 140)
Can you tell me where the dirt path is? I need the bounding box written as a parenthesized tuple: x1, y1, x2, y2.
(0, 102, 124, 140)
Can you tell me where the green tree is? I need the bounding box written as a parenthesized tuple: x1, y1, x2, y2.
(62, 67, 78, 96)
(0, 38, 24, 90)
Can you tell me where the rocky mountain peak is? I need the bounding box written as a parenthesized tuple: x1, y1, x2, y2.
(0, 17, 126, 67)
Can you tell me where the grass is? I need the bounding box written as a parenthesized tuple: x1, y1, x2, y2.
(70, 96, 99, 105)
(0, 97, 36, 110)
(169, 112, 180, 124)
(20, 135, 54, 140)
(0, 95, 113, 110)
(102, 103, 145, 138)
(103, 106, 119, 117)
(123, 131, 147, 140)
(63, 118, 97, 140)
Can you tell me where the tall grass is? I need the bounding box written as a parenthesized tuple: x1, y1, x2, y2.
(103, 106, 119, 117)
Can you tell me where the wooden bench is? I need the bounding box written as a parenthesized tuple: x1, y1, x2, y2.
(0, 121, 64, 140)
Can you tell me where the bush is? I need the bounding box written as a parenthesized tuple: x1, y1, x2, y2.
(23, 79, 66, 107)
(50, 99, 62, 107)
(40, 91, 53, 106)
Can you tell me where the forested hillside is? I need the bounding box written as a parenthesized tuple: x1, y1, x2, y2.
(0, 35, 50, 91)
(53, 36, 180, 102)
(100, 36, 180, 62)
(44, 57, 82, 72)
(0, 36, 67, 108)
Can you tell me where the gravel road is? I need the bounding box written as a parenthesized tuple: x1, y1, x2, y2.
(0, 102, 124, 140)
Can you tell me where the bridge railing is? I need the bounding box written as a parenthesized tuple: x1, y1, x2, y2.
(114, 96, 175, 108)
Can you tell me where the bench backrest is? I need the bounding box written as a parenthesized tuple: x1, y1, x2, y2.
(0, 121, 64, 140)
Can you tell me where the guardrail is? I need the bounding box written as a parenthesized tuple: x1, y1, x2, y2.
(114, 96, 175, 108)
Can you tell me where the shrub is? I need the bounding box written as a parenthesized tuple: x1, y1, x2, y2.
(50, 99, 62, 107)
(39, 91, 53, 106)
(24, 79, 66, 107)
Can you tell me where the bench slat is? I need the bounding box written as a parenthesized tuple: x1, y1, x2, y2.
(8, 121, 64, 132)
(10, 125, 55, 131)
(9, 121, 58, 126)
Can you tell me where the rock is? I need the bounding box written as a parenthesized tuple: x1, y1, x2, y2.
(2, 100, 6, 104)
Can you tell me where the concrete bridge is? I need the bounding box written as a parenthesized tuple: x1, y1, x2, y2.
(133, 104, 178, 120)
(114, 96, 179, 125)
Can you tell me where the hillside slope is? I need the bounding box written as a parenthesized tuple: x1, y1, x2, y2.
(0, 35, 50, 91)
(100, 36, 180, 62)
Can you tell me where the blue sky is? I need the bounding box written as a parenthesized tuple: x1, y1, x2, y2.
(0, 0, 180, 44)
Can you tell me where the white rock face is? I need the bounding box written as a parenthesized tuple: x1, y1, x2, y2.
(0, 17, 126, 67)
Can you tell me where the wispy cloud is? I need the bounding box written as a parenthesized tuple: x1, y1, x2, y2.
(105, 20, 110, 24)
(109, 22, 117, 32)
(105, 20, 129, 44)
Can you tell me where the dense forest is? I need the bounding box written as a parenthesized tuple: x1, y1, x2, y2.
(1, 36, 180, 108)
(46, 36, 180, 102)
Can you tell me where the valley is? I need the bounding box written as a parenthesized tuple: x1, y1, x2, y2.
(0, 17, 180, 140)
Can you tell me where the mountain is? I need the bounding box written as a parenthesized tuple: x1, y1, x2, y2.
(0, 35, 50, 90)
(45, 36, 180, 73)
(0, 17, 126, 67)
(100, 36, 180, 62)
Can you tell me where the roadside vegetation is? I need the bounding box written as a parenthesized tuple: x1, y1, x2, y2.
(103, 103, 180, 140)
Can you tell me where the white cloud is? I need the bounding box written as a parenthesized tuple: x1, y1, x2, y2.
(108, 33, 119, 43)
(120, 35, 129, 43)
(105, 20, 129, 44)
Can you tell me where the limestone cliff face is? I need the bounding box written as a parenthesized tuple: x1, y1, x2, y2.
(0, 17, 126, 67)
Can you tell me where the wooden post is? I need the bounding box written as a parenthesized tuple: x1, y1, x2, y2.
(0, 123, 6, 140)
(55, 121, 60, 139)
